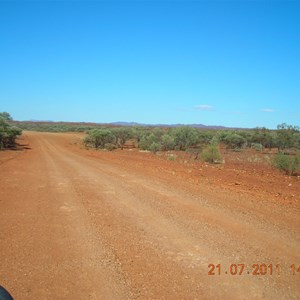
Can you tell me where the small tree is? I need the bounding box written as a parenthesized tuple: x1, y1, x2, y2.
(0, 117, 22, 149)
(252, 127, 274, 149)
(139, 132, 159, 150)
(112, 127, 133, 150)
(161, 134, 175, 151)
(223, 132, 246, 149)
(131, 126, 148, 146)
(84, 128, 115, 149)
(197, 130, 214, 146)
(272, 152, 300, 176)
(201, 144, 222, 164)
(171, 126, 199, 151)
(149, 142, 161, 154)
(276, 123, 300, 152)
(0, 112, 12, 121)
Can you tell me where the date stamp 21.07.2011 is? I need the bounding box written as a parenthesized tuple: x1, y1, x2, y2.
(208, 263, 300, 276)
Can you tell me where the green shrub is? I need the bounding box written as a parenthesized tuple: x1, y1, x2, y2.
(104, 143, 117, 151)
(171, 126, 199, 151)
(167, 154, 176, 161)
(272, 153, 300, 175)
(210, 135, 220, 145)
(112, 127, 133, 149)
(252, 127, 274, 149)
(251, 143, 263, 152)
(201, 144, 222, 164)
(223, 133, 246, 149)
(0, 117, 22, 149)
(84, 128, 115, 149)
(149, 142, 161, 154)
(139, 133, 159, 150)
(0, 112, 12, 121)
(276, 123, 300, 151)
(161, 134, 175, 151)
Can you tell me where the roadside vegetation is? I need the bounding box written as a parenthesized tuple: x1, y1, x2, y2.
(201, 144, 222, 164)
(6, 117, 300, 175)
(83, 123, 300, 175)
(0, 112, 22, 149)
(272, 152, 300, 176)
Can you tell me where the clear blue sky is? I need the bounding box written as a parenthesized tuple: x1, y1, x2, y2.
(0, 0, 299, 129)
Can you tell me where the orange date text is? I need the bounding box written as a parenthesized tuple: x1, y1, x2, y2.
(208, 263, 300, 276)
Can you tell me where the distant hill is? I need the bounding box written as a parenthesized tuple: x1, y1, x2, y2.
(109, 122, 228, 130)
(12, 120, 235, 130)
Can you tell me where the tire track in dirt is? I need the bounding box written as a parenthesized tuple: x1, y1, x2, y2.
(39, 135, 215, 299)
(0, 134, 129, 299)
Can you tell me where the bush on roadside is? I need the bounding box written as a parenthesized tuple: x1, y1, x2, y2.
(84, 128, 115, 149)
(251, 143, 263, 152)
(161, 134, 175, 151)
(104, 143, 117, 151)
(139, 133, 159, 150)
(276, 123, 300, 151)
(223, 132, 246, 149)
(272, 152, 300, 176)
(112, 127, 133, 150)
(171, 126, 199, 151)
(201, 144, 222, 164)
(0, 116, 22, 149)
(0, 112, 12, 121)
(149, 142, 161, 154)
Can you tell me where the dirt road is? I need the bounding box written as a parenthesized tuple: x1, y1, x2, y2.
(0, 132, 299, 299)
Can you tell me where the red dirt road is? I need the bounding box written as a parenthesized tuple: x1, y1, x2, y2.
(0, 132, 299, 299)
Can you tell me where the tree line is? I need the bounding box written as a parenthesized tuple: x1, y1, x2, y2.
(84, 124, 300, 175)
(84, 124, 300, 152)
